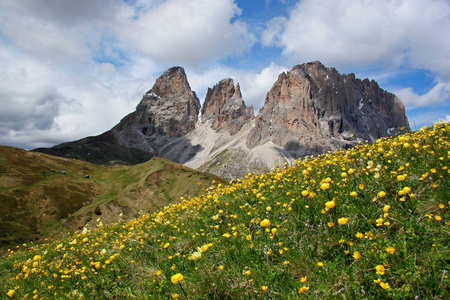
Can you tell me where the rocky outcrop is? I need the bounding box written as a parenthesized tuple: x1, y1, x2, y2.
(201, 78, 254, 134)
(246, 61, 410, 157)
(33, 62, 410, 179)
(112, 67, 201, 156)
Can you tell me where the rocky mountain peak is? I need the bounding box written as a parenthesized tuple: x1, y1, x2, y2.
(246, 62, 410, 157)
(201, 78, 254, 135)
(111, 66, 201, 154)
(147, 66, 193, 98)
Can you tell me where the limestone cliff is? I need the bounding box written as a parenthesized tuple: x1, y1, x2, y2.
(246, 61, 410, 157)
(201, 78, 254, 134)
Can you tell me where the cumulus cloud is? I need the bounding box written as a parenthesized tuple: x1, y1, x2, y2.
(0, 0, 256, 149)
(263, 0, 450, 94)
(114, 0, 255, 65)
(394, 79, 450, 107)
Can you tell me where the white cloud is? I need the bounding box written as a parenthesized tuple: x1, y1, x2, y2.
(261, 16, 286, 47)
(268, 0, 450, 81)
(394, 79, 450, 107)
(114, 0, 255, 65)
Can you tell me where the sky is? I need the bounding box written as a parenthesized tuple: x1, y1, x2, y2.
(0, 0, 449, 150)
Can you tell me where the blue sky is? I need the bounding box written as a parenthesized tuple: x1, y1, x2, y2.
(0, 0, 449, 149)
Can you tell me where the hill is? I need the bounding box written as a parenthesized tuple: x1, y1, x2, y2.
(0, 146, 224, 250)
(1, 122, 448, 299)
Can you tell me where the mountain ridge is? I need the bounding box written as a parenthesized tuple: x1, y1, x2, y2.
(33, 61, 410, 179)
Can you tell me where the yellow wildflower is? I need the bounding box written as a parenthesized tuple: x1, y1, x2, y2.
(375, 265, 385, 275)
(338, 217, 349, 225)
(380, 282, 390, 289)
(260, 219, 271, 227)
(353, 251, 361, 259)
(385, 246, 396, 254)
(171, 273, 184, 284)
(325, 200, 335, 209)
(298, 286, 310, 294)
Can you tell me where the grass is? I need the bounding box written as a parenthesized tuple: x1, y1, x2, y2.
(1, 122, 449, 299)
(0, 147, 224, 251)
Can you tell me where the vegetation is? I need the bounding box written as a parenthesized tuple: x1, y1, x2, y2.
(1, 122, 449, 299)
(0, 147, 223, 250)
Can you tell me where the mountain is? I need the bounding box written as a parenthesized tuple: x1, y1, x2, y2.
(0, 145, 224, 249)
(33, 62, 410, 179)
(246, 62, 410, 157)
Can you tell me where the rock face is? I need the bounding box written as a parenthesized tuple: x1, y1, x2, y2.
(246, 61, 410, 157)
(201, 78, 254, 135)
(112, 67, 201, 156)
(33, 62, 410, 179)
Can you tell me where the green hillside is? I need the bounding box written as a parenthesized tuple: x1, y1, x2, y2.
(0, 146, 224, 250)
(1, 122, 449, 299)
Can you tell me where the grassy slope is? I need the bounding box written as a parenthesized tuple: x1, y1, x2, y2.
(1, 122, 449, 299)
(0, 146, 225, 250)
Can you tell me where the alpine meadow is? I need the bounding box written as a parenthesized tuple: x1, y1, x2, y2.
(1, 122, 449, 299)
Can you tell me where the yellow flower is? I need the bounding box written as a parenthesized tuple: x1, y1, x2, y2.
(172, 294, 179, 298)
(260, 219, 271, 227)
(375, 265, 385, 275)
(435, 215, 442, 221)
(163, 243, 170, 248)
(298, 286, 310, 294)
(380, 282, 390, 289)
(355, 232, 364, 239)
(266, 206, 271, 212)
(439, 203, 445, 209)
(300, 276, 308, 283)
(218, 265, 224, 270)
(245, 270, 251, 276)
(358, 184, 365, 190)
(383, 205, 391, 213)
(222, 233, 231, 238)
(327, 222, 335, 227)
(338, 217, 349, 225)
(385, 246, 396, 254)
(262, 286, 268, 291)
(320, 182, 330, 190)
(6, 290, 15, 297)
(317, 262, 324, 267)
(353, 251, 361, 259)
(350, 191, 358, 197)
(325, 200, 335, 209)
(188, 251, 202, 261)
(378, 191, 386, 198)
(171, 273, 184, 284)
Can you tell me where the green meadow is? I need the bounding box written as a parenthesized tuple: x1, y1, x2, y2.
(1, 122, 449, 299)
